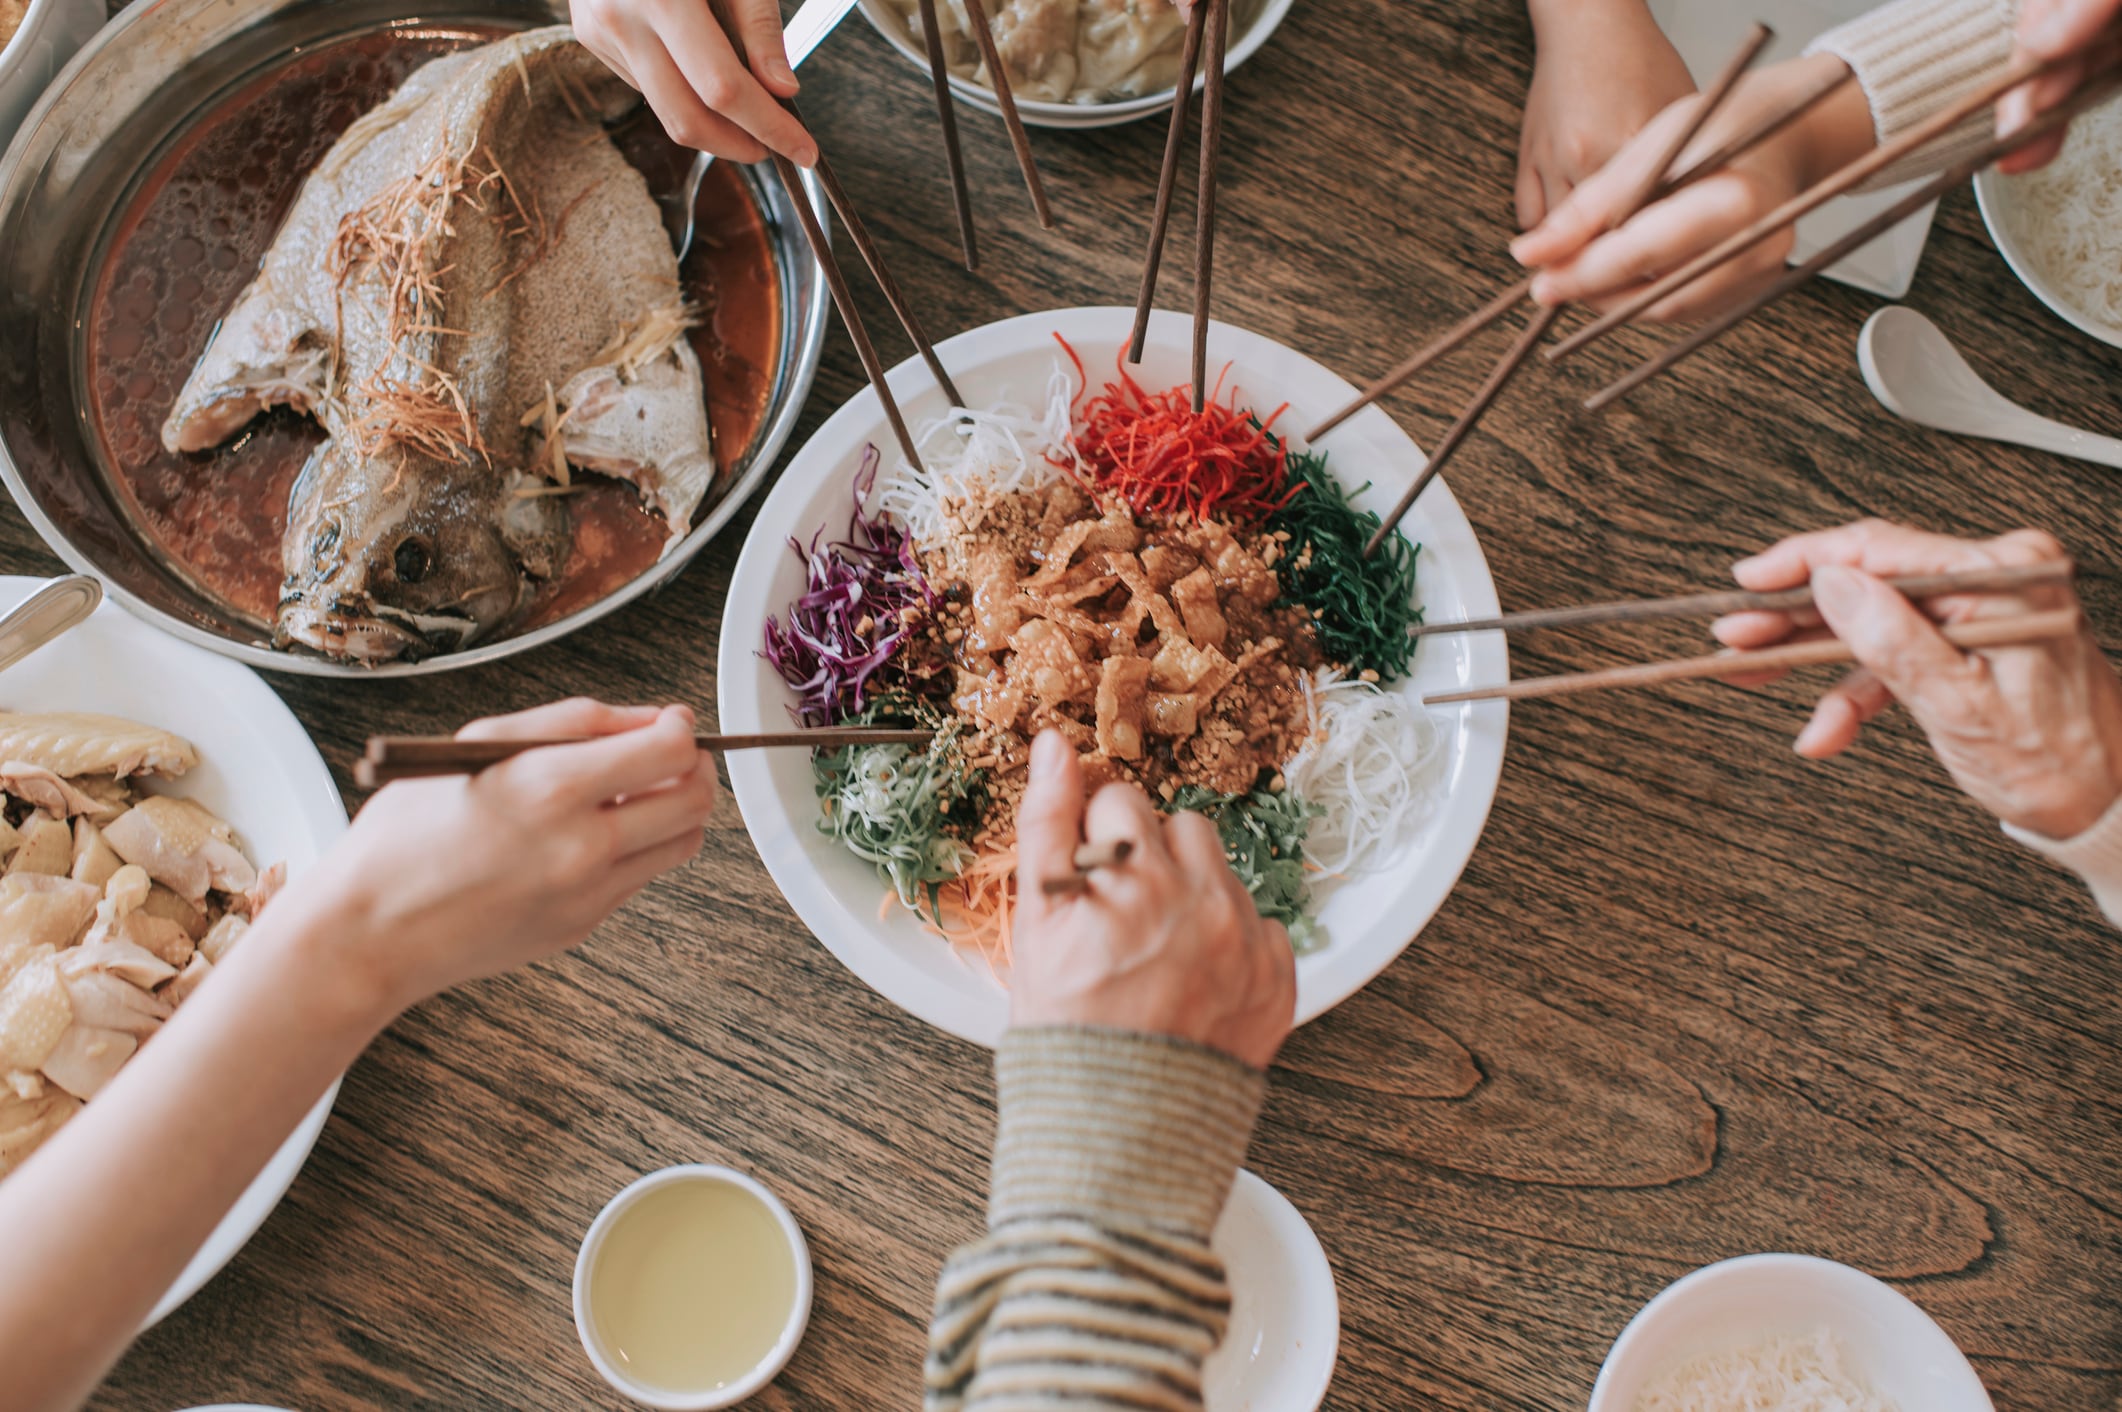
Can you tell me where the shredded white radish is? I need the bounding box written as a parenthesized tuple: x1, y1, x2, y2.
(872, 362, 1074, 548)
(1281, 668, 1446, 876)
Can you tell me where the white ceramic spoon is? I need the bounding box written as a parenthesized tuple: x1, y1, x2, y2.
(1859, 306, 2122, 470)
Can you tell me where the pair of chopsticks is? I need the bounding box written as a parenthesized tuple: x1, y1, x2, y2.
(1040, 840, 1134, 897)
(704, 0, 960, 470)
(1323, 24, 1786, 561)
(1420, 561, 2075, 704)
(912, 0, 1054, 269)
(353, 727, 930, 788)
(1126, 0, 1233, 411)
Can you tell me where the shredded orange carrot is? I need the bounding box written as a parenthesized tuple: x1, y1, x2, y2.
(884, 845, 1021, 979)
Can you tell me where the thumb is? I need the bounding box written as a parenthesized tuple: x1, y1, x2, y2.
(1811, 565, 1971, 716)
(1014, 731, 1086, 897)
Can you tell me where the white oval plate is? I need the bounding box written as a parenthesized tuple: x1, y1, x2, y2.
(0, 577, 347, 1326)
(1207, 1170, 1339, 1411)
(1589, 1253, 1993, 1410)
(718, 307, 1507, 1046)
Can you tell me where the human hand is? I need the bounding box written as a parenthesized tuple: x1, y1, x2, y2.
(1511, 51, 1870, 321)
(572, 0, 818, 165)
(1008, 731, 1294, 1068)
(293, 699, 718, 1014)
(1997, 0, 2122, 173)
(1517, 0, 1697, 231)
(1712, 521, 2122, 840)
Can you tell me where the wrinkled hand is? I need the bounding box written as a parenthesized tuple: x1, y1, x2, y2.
(1713, 521, 2122, 840)
(295, 699, 717, 1012)
(1511, 52, 1869, 321)
(1517, 0, 1696, 231)
(1009, 731, 1294, 1068)
(1997, 0, 2122, 174)
(572, 0, 818, 165)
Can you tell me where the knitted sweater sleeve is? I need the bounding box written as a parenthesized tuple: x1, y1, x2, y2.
(926, 1026, 1267, 1412)
(1806, 0, 2020, 189)
(2006, 792, 2122, 928)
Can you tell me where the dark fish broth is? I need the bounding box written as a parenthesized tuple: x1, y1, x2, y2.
(86, 25, 783, 634)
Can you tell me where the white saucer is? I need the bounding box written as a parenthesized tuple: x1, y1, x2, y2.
(1207, 1170, 1340, 1411)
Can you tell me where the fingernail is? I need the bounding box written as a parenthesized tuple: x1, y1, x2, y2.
(1509, 232, 1536, 264)
(774, 59, 797, 86)
(1732, 552, 1765, 579)
(1031, 731, 1066, 782)
(1794, 715, 1829, 755)
(1810, 564, 1864, 618)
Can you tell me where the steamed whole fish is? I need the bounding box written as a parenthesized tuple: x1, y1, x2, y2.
(161, 28, 717, 663)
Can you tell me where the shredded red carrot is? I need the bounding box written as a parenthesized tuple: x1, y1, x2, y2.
(1050, 336, 1298, 525)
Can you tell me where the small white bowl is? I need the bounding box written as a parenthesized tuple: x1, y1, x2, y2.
(573, 1165, 814, 1411)
(1973, 111, 2122, 351)
(857, 0, 1296, 129)
(1204, 1170, 1340, 1411)
(1589, 1253, 1992, 1411)
(0, 0, 102, 152)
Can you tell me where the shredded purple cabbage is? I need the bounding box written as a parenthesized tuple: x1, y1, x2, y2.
(762, 446, 931, 726)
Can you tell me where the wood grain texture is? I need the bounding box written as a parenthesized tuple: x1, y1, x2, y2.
(58, 1, 2122, 1408)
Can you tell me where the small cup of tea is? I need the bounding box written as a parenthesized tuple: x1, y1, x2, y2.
(573, 1164, 814, 1409)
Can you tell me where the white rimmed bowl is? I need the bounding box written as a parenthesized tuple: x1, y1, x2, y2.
(856, 0, 1296, 128)
(0, 576, 348, 1326)
(1207, 1170, 1339, 1411)
(1973, 103, 2122, 350)
(1589, 1253, 1993, 1411)
(716, 305, 1508, 1047)
(0, 0, 101, 148)
(573, 1165, 814, 1410)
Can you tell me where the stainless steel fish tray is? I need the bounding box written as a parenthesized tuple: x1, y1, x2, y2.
(0, 0, 829, 676)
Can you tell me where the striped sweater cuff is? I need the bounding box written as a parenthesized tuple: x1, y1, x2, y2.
(2005, 791, 2122, 928)
(989, 1027, 1266, 1237)
(1806, 0, 2017, 190)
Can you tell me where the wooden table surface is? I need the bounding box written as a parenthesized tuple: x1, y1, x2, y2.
(41, 1, 2122, 1407)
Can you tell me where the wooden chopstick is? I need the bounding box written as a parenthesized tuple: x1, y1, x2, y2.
(1413, 561, 2075, 637)
(1357, 26, 1772, 559)
(914, 0, 978, 271)
(1546, 44, 2109, 363)
(1190, 0, 1231, 413)
(1583, 79, 2122, 411)
(1126, 0, 1209, 366)
(960, 0, 1054, 228)
(1039, 839, 1135, 897)
(355, 729, 932, 787)
(1425, 607, 2081, 705)
(809, 146, 967, 408)
(1304, 30, 1841, 444)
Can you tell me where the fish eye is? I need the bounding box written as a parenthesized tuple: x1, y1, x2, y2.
(393, 536, 433, 584)
(310, 522, 340, 559)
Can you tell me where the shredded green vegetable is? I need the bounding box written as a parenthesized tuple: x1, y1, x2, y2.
(1167, 785, 1324, 953)
(814, 712, 982, 923)
(1268, 449, 1422, 681)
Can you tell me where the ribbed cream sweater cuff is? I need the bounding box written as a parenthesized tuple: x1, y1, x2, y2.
(1806, 0, 2017, 190)
(2005, 792, 2122, 927)
(989, 1027, 1266, 1237)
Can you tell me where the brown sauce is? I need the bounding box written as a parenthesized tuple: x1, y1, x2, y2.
(85, 25, 782, 637)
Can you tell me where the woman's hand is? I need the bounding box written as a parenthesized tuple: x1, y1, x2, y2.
(1008, 731, 1294, 1068)
(293, 698, 717, 1015)
(1997, 0, 2122, 173)
(1511, 51, 1872, 321)
(572, 0, 818, 165)
(1517, 0, 1697, 231)
(1713, 521, 2122, 840)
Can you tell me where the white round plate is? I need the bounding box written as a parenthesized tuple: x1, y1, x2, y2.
(719, 307, 1505, 1045)
(1206, 1170, 1338, 1411)
(855, 0, 1295, 129)
(1589, 1253, 1993, 1411)
(0, 577, 347, 1326)
(1973, 112, 2122, 350)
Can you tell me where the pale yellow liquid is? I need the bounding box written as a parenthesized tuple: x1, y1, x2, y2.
(589, 1181, 798, 1395)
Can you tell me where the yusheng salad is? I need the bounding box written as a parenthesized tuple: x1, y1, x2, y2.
(763, 339, 1447, 968)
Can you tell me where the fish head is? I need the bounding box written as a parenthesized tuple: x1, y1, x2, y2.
(277, 441, 569, 664)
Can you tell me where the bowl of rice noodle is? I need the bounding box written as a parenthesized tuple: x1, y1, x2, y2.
(1974, 94, 2122, 349)
(857, 0, 1296, 128)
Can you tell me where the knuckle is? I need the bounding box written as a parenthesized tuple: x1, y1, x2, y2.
(694, 73, 742, 110)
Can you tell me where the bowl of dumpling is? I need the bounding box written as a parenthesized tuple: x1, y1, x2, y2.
(0, 576, 347, 1325)
(858, 0, 1296, 128)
